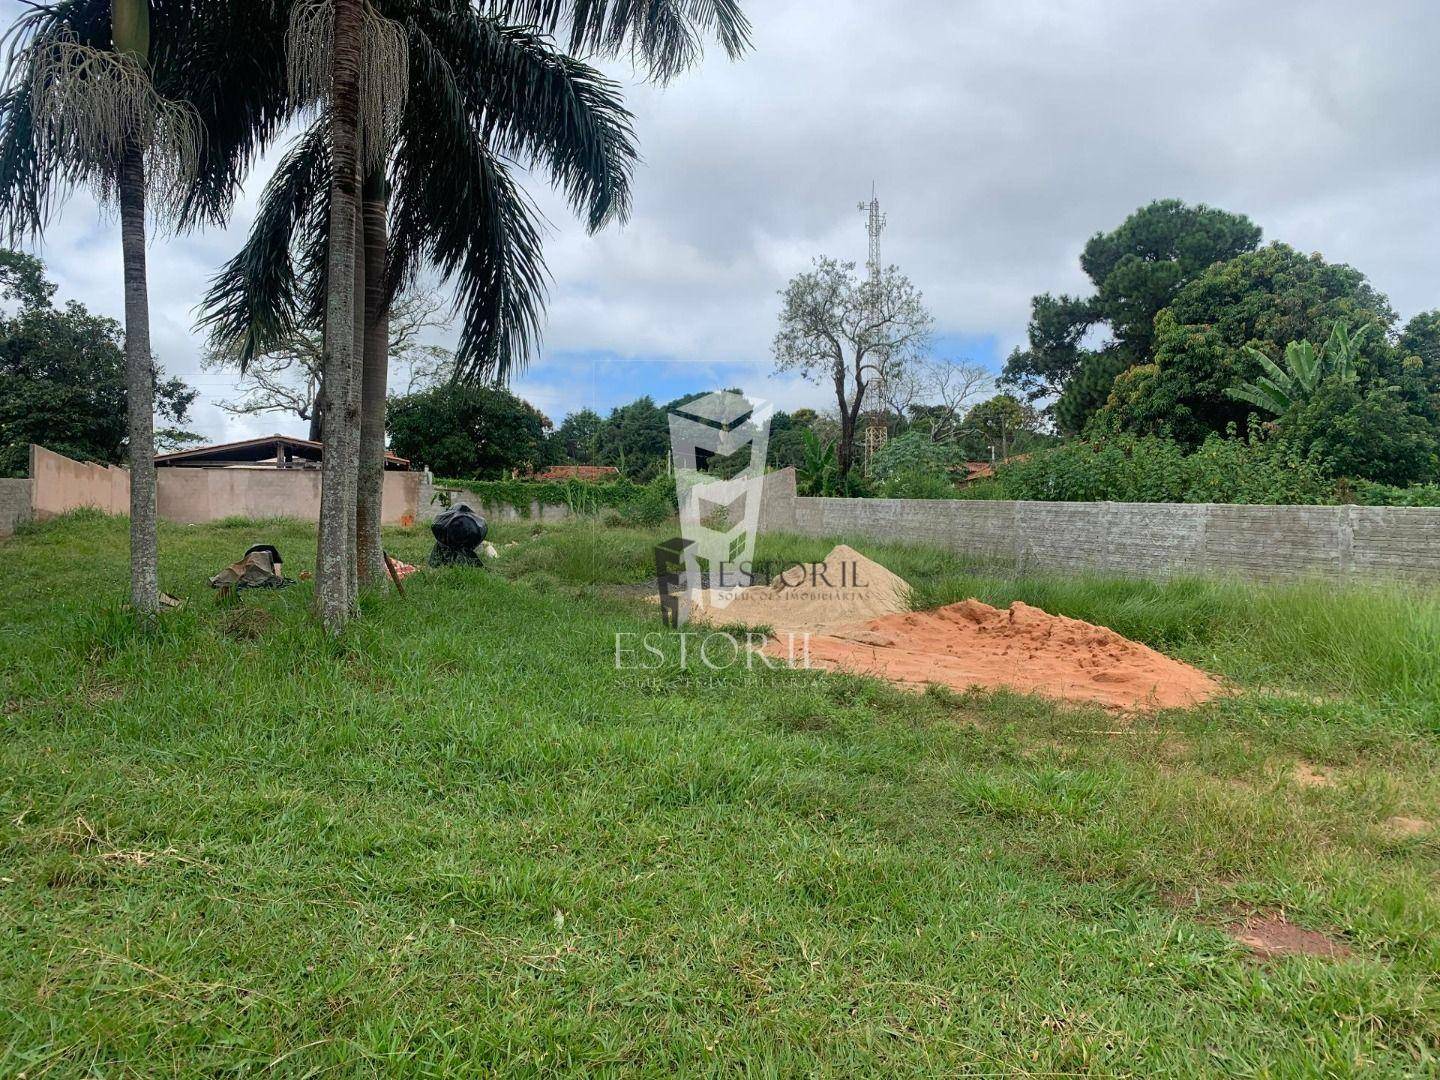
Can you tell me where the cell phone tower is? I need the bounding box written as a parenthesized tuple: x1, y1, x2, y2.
(858, 184, 886, 286)
(858, 186, 889, 465)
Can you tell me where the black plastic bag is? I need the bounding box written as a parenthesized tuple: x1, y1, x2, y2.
(429, 504, 488, 567)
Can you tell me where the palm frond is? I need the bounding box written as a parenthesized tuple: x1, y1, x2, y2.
(195, 120, 330, 366)
(492, 0, 752, 82)
(1225, 380, 1291, 416)
(406, 9, 636, 231)
(389, 95, 547, 383)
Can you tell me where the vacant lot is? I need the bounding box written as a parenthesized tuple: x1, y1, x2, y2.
(1, 513, 1437, 1075)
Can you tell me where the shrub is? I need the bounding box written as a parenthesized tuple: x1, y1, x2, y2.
(869, 431, 961, 483)
(961, 432, 1336, 505)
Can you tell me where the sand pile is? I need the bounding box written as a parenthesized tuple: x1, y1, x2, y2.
(691, 544, 911, 632)
(768, 597, 1220, 710)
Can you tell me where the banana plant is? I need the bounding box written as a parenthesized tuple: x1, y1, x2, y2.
(1227, 322, 1372, 416)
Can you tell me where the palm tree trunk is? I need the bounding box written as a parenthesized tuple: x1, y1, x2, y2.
(118, 140, 158, 614)
(356, 169, 390, 585)
(314, 0, 364, 632)
(345, 200, 364, 611)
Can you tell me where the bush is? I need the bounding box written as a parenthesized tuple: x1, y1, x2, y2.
(960, 432, 1336, 505)
(1352, 481, 1440, 507)
(869, 431, 961, 483)
(876, 468, 961, 500)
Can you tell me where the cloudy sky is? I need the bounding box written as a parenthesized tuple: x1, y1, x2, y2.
(6, 0, 1440, 442)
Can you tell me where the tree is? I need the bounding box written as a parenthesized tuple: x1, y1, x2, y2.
(1100, 244, 1396, 444)
(1002, 200, 1262, 433)
(202, 0, 749, 624)
(0, 249, 195, 476)
(868, 429, 961, 484)
(955, 394, 1044, 462)
(2, 0, 299, 606)
(555, 407, 602, 462)
(1392, 311, 1440, 423)
(387, 384, 551, 478)
(2, 0, 205, 613)
(202, 290, 450, 441)
(766, 408, 817, 471)
(596, 396, 669, 479)
(881, 356, 990, 441)
(773, 257, 933, 477)
(1279, 381, 1439, 486)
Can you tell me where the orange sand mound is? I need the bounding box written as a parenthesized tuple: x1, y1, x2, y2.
(771, 598, 1220, 710)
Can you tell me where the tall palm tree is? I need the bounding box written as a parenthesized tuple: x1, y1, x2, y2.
(283, 0, 408, 624)
(202, 0, 750, 596)
(0, 0, 292, 613)
(2, 0, 200, 614)
(200, 7, 641, 586)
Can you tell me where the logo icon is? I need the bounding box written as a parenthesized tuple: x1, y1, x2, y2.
(657, 391, 772, 626)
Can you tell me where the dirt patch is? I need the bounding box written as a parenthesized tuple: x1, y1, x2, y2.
(771, 598, 1220, 711)
(1291, 761, 1335, 788)
(1227, 915, 1354, 961)
(692, 544, 911, 633)
(1381, 815, 1432, 839)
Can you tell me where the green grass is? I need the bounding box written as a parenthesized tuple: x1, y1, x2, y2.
(1, 513, 1437, 1075)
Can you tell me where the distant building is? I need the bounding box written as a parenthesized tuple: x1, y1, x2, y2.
(155, 434, 410, 471)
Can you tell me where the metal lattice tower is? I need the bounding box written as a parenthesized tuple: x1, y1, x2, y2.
(858, 186, 889, 466)
(858, 185, 885, 285)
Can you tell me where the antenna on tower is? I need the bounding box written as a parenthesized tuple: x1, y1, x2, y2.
(857, 185, 890, 469)
(857, 184, 886, 286)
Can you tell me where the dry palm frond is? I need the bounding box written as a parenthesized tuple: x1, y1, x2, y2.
(24, 32, 202, 212)
(286, 0, 409, 170)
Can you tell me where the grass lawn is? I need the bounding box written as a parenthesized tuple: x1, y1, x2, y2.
(1, 512, 1438, 1075)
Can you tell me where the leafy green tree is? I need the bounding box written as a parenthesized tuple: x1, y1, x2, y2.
(1279, 381, 1439, 487)
(1002, 200, 1262, 432)
(954, 394, 1046, 461)
(387, 384, 551, 478)
(766, 408, 816, 471)
(555, 408, 603, 462)
(1392, 311, 1440, 422)
(0, 250, 194, 477)
(1100, 244, 1395, 444)
(597, 396, 670, 479)
(869, 430, 961, 483)
(795, 429, 839, 496)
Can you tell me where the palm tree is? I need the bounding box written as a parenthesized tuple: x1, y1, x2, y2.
(202, 0, 749, 600)
(282, 0, 409, 625)
(1229, 322, 1372, 416)
(2, 1, 200, 614)
(0, 0, 292, 613)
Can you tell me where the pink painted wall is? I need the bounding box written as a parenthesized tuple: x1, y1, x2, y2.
(29, 445, 420, 525)
(30, 444, 129, 519)
(156, 466, 419, 525)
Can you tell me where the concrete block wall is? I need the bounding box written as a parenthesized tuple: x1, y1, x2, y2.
(416, 474, 574, 524)
(756, 468, 1440, 585)
(0, 477, 32, 537)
